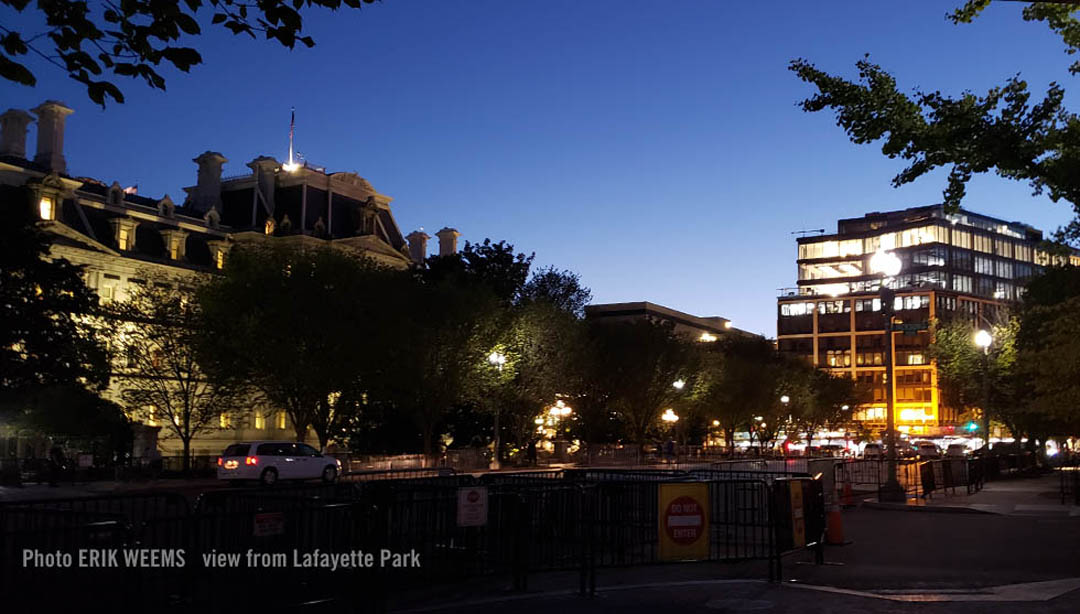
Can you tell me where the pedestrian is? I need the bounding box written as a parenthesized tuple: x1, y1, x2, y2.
(48, 444, 65, 487)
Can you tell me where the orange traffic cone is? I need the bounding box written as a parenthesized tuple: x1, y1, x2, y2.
(841, 481, 854, 508)
(826, 503, 845, 545)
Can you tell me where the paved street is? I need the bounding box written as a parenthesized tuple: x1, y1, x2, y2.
(394, 474, 1080, 613)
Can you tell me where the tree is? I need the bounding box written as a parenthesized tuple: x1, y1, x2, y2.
(590, 320, 697, 447)
(197, 242, 384, 449)
(421, 239, 534, 305)
(374, 277, 502, 462)
(112, 272, 249, 472)
(789, 3, 1080, 241)
(1, 0, 377, 106)
(794, 369, 858, 450)
(0, 184, 110, 411)
(518, 266, 592, 317)
(929, 315, 1024, 443)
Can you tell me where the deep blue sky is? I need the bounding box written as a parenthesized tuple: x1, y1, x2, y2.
(2, 1, 1077, 336)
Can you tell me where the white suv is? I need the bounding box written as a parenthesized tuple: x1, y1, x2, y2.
(217, 441, 342, 486)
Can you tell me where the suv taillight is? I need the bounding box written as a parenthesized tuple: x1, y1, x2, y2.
(217, 457, 223, 467)
(245, 456, 258, 465)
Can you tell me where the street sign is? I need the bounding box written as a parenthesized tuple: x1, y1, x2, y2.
(456, 486, 488, 527)
(253, 512, 285, 537)
(658, 483, 709, 561)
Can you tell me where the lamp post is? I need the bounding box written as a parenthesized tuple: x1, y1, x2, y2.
(488, 351, 506, 470)
(870, 248, 905, 502)
(974, 329, 993, 449)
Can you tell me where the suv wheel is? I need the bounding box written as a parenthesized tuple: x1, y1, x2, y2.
(321, 465, 337, 484)
(260, 467, 278, 487)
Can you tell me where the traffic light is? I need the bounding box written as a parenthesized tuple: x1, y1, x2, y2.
(966, 421, 979, 432)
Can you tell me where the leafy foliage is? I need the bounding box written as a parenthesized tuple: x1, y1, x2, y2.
(789, 3, 1080, 242)
(0, 184, 110, 409)
(0, 0, 376, 105)
(110, 272, 250, 471)
(197, 242, 386, 449)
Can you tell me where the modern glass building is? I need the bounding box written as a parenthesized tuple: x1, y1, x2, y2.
(777, 205, 1080, 437)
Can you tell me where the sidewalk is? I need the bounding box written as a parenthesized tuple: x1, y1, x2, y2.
(862, 473, 1080, 516)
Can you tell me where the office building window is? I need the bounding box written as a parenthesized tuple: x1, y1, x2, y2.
(952, 274, 972, 294)
(973, 234, 992, 253)
(780, 302, 815, 317)
(994, 239, 1012, 258)
(995, 260, 1013, 279)
(951, 229, 972, 249)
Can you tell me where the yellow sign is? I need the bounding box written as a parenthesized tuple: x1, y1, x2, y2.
(658, 482, 710, 561)
(790, 480, 806, 548)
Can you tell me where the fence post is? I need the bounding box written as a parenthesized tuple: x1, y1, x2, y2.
(578, 484, 596, 597)
(512, 493, 529, 592)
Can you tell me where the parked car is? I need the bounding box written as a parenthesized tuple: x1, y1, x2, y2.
(862, 443, 883, 459)
(945, 443, 968, 458)
(216, 441, 341, 486)
(914, 441, 941, 459)
(819, 444, 845, 457)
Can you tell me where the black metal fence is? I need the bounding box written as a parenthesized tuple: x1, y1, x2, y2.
(834, 453, 1039, 503)
(0, 469, 823, 610)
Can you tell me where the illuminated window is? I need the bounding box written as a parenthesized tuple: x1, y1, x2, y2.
(219, 413, 231, 429)
(265, 218, 276, 235)
(117, 227, 130, 250)
(147, 408, 157, 427)
(215, 249, 225, 270)
(254, 412, 266, 430)
(39, 197, 55, 220)
(99, 285, 115, 303)
(276, 411, 287, 430)
(169, 239, 180, 260)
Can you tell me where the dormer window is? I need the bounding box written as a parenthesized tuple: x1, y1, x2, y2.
(110, 218, 138, 251)
(39, 197, 55, 220)
(216, 250, 225, 269)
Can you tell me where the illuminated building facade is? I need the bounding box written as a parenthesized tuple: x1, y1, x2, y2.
(0, 100, 453, 457)
(777, 205, 1080, 437)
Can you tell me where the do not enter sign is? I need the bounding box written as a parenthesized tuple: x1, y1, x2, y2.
(665, 495, 704, 545)
(658, 483, 710, 561)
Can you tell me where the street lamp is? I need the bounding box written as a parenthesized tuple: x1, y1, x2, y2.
(488, 351, 506, 470)
(672, 379, 685, 390)
(870, 248, 905, 502)
(974, 329, 993, 449)
(780, 395, 790, 405)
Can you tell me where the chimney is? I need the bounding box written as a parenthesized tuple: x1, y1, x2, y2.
(435, 227, 461, 257)
(31, 100, 74, 173)
(406, 230, 429, 264)
(247, 156, 279, 216)
(0, 109, 34, 158)
(192, 151, 227, 213)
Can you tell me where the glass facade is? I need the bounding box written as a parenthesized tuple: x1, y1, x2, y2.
(776, 205, 1063, 436)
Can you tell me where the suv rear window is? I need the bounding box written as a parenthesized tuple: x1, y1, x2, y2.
(257, 443, 292, 456)
(223, 444, 250, 457)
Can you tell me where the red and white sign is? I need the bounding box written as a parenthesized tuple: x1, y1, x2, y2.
(664, 495, 705, 545)
(457, 486, 488, 527)
(253, 512, 285, 537)
(658, 483, 709, 561)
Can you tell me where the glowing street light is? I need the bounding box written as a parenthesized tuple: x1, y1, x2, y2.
(974, 329, 993, 448)
(672, 379, 685, 390)
(780, 395, 790, 405)
(974, 329, 992, 351)
(661, 408, 680, 423)
(487, 350, 507, 470)
(869, 248, 902, 278)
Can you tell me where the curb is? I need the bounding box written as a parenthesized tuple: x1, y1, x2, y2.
(861, 500, 999, 515)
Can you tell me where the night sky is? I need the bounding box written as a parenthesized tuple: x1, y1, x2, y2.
(1, 1, 1076, 336)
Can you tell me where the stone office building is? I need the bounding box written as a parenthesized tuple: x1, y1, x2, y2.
(0, 100, 458, 457)
(776, 205, 1079, 438)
